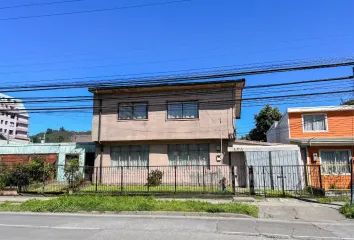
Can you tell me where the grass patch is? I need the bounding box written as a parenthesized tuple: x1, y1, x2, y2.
(317, 198, 332, 204)
(0, 195, 258, 217)
(339, 203, 354, 218)
(81, 184, 233, 194)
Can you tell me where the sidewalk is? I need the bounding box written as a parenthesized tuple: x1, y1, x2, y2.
(0, 196, 54, 203)
(257, 198, 349, 222)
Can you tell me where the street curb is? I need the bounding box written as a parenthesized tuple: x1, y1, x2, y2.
(0, 211, 254, 219)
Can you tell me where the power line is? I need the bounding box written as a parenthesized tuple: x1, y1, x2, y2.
(1, 42, 351, 74)
(0, 0, 86, 10)
(2, 89, 354, 113)
(2, 57, 354, 93)
(0, 0, 190, 21)
(0, 75, 352, 104)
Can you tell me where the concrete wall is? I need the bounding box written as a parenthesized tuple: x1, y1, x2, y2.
(267, 114, 290, 144)
(92, 88, 235, 142)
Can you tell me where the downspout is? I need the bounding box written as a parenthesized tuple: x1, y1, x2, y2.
(98, 98, 103, 183)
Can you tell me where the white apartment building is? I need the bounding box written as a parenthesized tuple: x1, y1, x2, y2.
(0, 93, 30, 143)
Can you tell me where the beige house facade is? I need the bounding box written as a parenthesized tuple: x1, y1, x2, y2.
(90, 79, 245, 170)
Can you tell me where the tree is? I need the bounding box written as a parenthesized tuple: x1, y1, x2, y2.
(341, 99, 354, 105)
(59, 127, 65, 131)
(58, 136, 64, 142)
(31, 136, 40, 143)
(46, 128, 53, 134)
(245, 104, 282, 141)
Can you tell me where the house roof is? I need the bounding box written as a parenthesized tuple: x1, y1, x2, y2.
(89, 78, 245, 93)
(290, 137, 354, 146)
(287, 105, 354, 113)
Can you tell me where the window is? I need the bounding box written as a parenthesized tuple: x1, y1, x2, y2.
(0, 128, 2, 132)
(168, 144, 209, 166)
(110, 145, 149, 167)
(0, 120, 2, 124)
(320, 150, 351, 174)
(9, 130, 13, 135)
(4, 129, 6, 133)
(10, 114, 15, 119)
(167, 101, 198, 119)
(118, 102, 148, 120)
(5, 121, 7, 125)
(9, 122, 14, 127)
(303, 114, 327, 132)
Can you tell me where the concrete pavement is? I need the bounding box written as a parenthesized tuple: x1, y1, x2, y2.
(0, 212, 353, 240)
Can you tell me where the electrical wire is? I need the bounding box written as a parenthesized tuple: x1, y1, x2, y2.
(0, 0, 190, 21)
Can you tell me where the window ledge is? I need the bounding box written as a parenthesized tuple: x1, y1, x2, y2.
(117, 119, 149, 122)
(166, 118, 199, 121)
(303, 130, 328, 133)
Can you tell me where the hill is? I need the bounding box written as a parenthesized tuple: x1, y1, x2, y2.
(31, 127, 91, 143)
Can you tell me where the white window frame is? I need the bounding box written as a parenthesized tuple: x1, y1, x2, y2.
(301, 113, 328, 132)
(319, 149, 352, 176)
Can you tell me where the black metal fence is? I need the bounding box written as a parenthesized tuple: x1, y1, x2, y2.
(0, 163, 351, 197)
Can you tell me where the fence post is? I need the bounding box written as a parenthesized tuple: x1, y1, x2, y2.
(318, 165, 323, 191)
(174, 166, 177, 194)
(231, 166, 236, 195)
(269, 152, 274, 190)
(351, 157, 354, 207)
(95, 167, 98, 192)
(249, 166, 255, 195)
(42, 165, 45, 195)
(263, 166, 266, 197)
(120, 166, 123, 193)
(281, 166, 285, 197)
(147, 166, 150, 192)
(202, 166, 205, 194)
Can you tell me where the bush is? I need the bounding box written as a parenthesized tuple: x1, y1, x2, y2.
(7, 165, 31, 191)
(339, 203, 354, 218)
(147, 170, 163, 187)
(64, 158, 82, 192)
(0, 174, 7, 191)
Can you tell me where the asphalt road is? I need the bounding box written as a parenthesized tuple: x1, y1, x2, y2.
(0, 212, 353, 240)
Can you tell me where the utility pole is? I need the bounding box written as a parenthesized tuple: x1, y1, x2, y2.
(220, 118, 223, 160)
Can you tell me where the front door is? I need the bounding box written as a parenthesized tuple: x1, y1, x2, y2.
(230, 152, 247, 187)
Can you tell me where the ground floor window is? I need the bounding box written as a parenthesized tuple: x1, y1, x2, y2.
(168, 144, 209, 166)
(320, 150, 351, 174)
(110, 145, 149, 167)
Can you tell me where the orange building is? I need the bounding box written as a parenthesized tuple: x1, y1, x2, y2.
(267, 106, 354, 191)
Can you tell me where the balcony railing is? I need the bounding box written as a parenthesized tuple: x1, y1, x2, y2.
(15, 134, 30, 141)
(17, 118, 29, 124)
(16, 126, 29, 132)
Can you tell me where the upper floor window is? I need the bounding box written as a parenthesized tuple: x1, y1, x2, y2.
(303, 114, 327, 132)
(167, 101, 198, 119)
(118, 102, 148, 120)
(9, 122, 14, 127)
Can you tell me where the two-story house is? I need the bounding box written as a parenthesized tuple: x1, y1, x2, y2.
(267, 106, 354, 190)
(89, 79, 245, 172)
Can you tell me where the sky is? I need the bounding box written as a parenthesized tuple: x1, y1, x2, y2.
(0, 0, 354, 137)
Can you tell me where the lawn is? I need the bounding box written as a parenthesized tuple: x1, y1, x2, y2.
(80, 184, 233, 194)
(0, 195, 259, 217)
